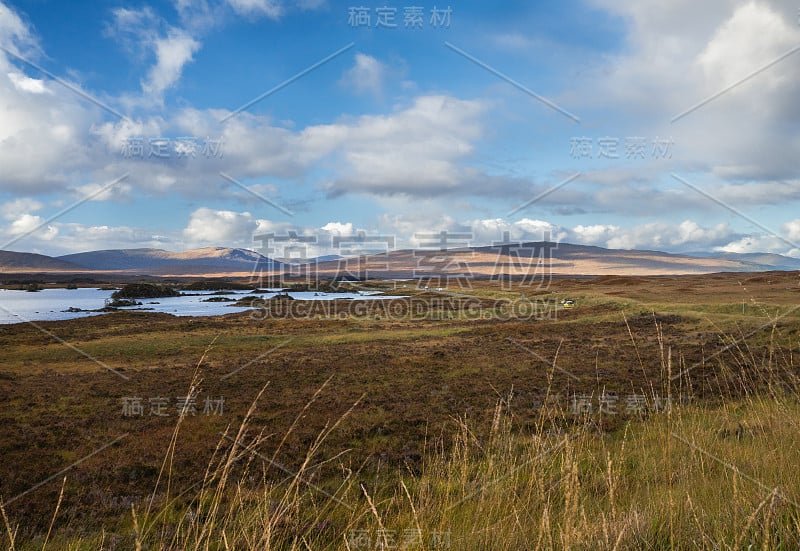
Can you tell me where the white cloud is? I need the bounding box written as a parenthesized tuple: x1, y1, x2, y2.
(8, 213, 42, 235)
(461, 218, 566, 249)
(72, 180, 132, 202)
(309, 95, 487, 196)
(0, 2, 37, 68)
(674, 220, 730, 245)
(106, 7, 161, 58)
(226, 0, 283, 19)
(23, 222, 172, 254)
(572, 224, 621, 245)
(4, 200, 799, 259)
(113, 95, 498, 200)
(92, 116, 165, 153)
(224, 0, 328, 19)
(4, 0, 800, 260)
(1, 11, 516, 207)
(340, 53, 387, 96)
(446, 218, 736, 253)
(378, 212, 456, 244)
(514, 219, 564, 240)
(716, 234, 787, 254)
(698, 2, 796, 89)
(0, 3, 107, 193)
(783, 219, 800, 242)
(142, 30, 200, 98)
(109, 6, 159, 33)
(6, 213, 57, 240)
(579, 220, 732, 251)
(183, 207, 260, 244)
(7, 71, 50, 94)
(321, 221, 354, 235)
(0, 73, 101, 192)
(582, 0, 800, 183)
(107, 6, 201, 101)
(1, 198, 43, 220)
(174, 0, 218, 31)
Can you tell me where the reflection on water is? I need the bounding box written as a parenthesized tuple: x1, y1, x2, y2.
(0, 288, 393, 325)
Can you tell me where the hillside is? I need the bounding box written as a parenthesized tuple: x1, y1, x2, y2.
(687, 251, 800, 271)
(0, 250, 86, 272)
(311, 241, 798, 277)
(0, 243, 798, 277)
(57, 247, 280, 275)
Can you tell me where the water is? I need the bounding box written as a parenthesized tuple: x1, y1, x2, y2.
(0, 288, 398, 325)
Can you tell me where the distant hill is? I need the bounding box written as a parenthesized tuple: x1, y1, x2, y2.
(311, 242, 800, 277)
(470, 241, 800, 275)
(57, 247, 280, 275)
(308, 254, 344, 263)
(1, 243, 798, 277)
(0, 251, 85, 272)
(686, 251, 800, 271)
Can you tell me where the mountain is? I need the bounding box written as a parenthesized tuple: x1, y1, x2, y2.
(686, 251, 800, 271)
(310, 242, 800, 277)
(1, 243, 798, 277)
(308, 254, 344, 263)
(57, 247, 280, 275)
(0, 250, 86, 272)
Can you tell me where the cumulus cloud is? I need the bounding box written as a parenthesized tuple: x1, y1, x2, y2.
(183, 207, 260, 244)
(311, 95, 487, 196)
(8, 213, 44, 235)
(697, 2, 796, 89)
(3, 0, 800, 259)
(340, 53, 388, 96)
(89, 95, 509, 201)
(0, 71, 102, 192)
(72, 180, 132, 202)
(8, 222, 172, 254)
(383, 216, 739, 254)
(715, 234, 790, 254)
(783, 219, 800, 242)
(458, 218, 733, 252)
(583, 0, 800, 182)
(7, 71, 50, 94)
(0, 5, 568, 211)
(142, 30, 200, 98)
(0, 3, 110, 194)
(321, 221, 355, 236)
(4, 202, 799, 260)
(1, 198, 43, 220)
(572, 224, 621, 245)
(370, 214, 745, 255)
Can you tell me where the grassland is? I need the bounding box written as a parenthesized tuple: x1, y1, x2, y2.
(1, 272, 799, 549)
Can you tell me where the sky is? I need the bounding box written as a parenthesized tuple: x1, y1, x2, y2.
(0, 0, 799, 259)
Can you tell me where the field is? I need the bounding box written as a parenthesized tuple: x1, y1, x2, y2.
(1, 272, 800, 549)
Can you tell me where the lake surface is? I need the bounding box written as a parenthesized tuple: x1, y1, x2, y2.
(0, 288, 397, 325)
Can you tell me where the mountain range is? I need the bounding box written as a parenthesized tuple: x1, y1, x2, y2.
(57, 247, 279, 275)
(0, 244, 799, 277)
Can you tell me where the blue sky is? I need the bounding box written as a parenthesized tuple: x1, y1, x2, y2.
(1, 0, 799, 258)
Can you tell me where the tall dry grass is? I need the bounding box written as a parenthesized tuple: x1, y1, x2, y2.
(4, 316, 800, 550)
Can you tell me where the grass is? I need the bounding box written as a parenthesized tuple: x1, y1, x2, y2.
(11, 393, 800, 548)
(6, 324, 800, 549)
(1, 274, 800, 548)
